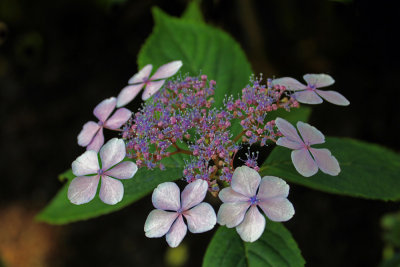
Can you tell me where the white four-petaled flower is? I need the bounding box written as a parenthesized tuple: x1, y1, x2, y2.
(68, 138, 138, 205)
(217, 166, 294, 242)
(144, 179, 217, 247)
(117, 60, 183, 107)
(272, 74, 350, 106)
(275, 117, 340, 177)
(77, 97, 131, 152)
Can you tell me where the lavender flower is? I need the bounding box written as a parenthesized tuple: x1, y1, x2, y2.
(272, 74, 350, 106)
(144, 179, 217, 247)
(68, 138, 138, 205)
(77, 97, 131, 152)
(217, 166, 294, 242)
(117, 60, 183, 107)
(275, 117, 340, 177)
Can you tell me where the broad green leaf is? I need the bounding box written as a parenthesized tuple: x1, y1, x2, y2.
(203, 223, 305, 267)
(181, 0, 204, 23)
(36, 156, 186, 224)
(261, 137, 400, 201)
(138, 7, 252, 107)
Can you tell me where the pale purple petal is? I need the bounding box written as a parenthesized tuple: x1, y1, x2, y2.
(309, 148, 341, 176)
(104, 108, 131, 129)
(166, 215, 187, 248)
(105, 161, 138, 179)
(100, 138, 126, 171)
(258, 198, 295, 222)
(257, 176, 289, 199)
(86, 128, 104, 152)
(71, 150, 99, 176)
(275, 118, 303, 144)
(116, 84, 145, 108)
(276, 137, 304, 150)
(128, 64, 153, 84)
(291, 149, 318, 177)
(77, 121, 100, 147)
(236, 206, 266, 243)
(296, 121, 325, 146)
(231, 166, 261, 197)
(144, 209, 179, 238)
(181, 179, 208, 210)
(219, 187, 249, 203)
(217, 202, 250, 228)
(315, 90, 350, 106)
(68, 175, 100, 205)
(184, 203, 216, 233)
(142, 80, 165, 100)
(293, 91, 323, 104)
(93, 97, 116, 122)
(272, 77, 307, 91)
(150, 60, 183, 80)
(99, 175, 124, 205)
(152, 182, 181, 211)
(303, 73, 335, 88)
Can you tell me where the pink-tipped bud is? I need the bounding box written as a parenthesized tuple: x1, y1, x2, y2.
(201, 75, 207, 80)
(246, 130, 252, 137)
(170, 117, 177, 124)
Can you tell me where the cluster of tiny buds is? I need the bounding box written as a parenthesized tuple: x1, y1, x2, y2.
(122, 74, 300, 193)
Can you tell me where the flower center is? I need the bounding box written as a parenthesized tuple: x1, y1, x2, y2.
(98, 121, 104, 127)
(98, 169, 104, 175)
(307, 84, 316, 91)
(250, 195, 259, 205)
(177, 208, 183, 214)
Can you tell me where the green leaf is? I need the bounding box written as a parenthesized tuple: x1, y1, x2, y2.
(181, 0, 204, 23)
(138, 7, 252, 107)
(261, 137, 400, 201)
(36, 156, 186, 224)
(203, 223, 305, 267)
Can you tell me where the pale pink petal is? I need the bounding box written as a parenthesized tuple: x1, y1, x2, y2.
(217, 202, 250, 228)
(231, 166, 261, 197)
(293, 91, 323, 104)
(258, 198, 295, 222)
(296, 121, 325, 146)
(150, 60, 183, 80)
(275, 118, 303, 144)
(181, 179, 208, 210)
(86, 128, 104, 152)
(272, 77, 307, 91)
(303, 73, 335, 88)
(68, 175, 100, 205)
(128, 64, 153, 84)
(152, 182, 181, 211)
(99, 138, 126, 171)
(99, 175, 124, 205)
(144, 209, 179, 238)
(104, 161, 137, 179)
(291, 149, 318, 177)
(116, 84, 145, 108)
(315, 90, 350, 106)
(93, 97, 117, 122)
(257, 176, 289, 199)
(184, 203, 216, 233)
(219, 187, 249, 203)
(276, 137, 304, 150)
(104, 108, 131, 129)
(166, 215, 187, 248)
(142, 80, 165, 100)
(71, 150, 99, 176)
(236, 206, 266, 243)
(77, 121, 100, 147)
(309, 148, 341, 176)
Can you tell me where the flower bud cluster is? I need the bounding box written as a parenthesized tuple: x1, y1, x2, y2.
(122, 74, 300, 192)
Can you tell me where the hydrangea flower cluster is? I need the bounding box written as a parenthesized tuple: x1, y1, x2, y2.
(67, 61, 349, 247)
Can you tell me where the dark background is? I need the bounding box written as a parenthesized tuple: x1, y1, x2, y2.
(0, 0, 399, 266)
